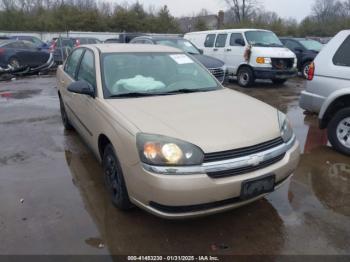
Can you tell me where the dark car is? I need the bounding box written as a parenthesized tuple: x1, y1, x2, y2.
(130, 36, 226, 83)
(50, 37, 101, 64)
(0, 40, 52, 68)
(9, 35, 49, 51)
(280, 37, 324, 78)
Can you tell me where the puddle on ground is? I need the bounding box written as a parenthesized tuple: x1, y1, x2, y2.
(0, 89, 42, 101)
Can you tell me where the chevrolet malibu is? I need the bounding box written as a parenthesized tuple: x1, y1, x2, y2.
(57, 44, 300, 219)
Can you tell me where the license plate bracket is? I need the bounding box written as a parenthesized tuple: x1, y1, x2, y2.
(240, 175, 276, 200)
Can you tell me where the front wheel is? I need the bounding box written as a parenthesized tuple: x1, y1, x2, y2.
(272, 79, 287, 85)
(237, 67, 254, 87)
(328, 108, 350, 156)
(103, 144, 133, 210)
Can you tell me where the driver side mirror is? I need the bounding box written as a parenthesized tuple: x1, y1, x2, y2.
(235, 39, 245, 46)
(67, 81, 95, 98)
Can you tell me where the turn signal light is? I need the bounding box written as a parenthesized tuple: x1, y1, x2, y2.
(256, 57, 265, 64)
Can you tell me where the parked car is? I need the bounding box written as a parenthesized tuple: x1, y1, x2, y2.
(0, 40, 53, 68)
(280, 37, 324, 78)
(57, 44, 300, 218)
(130, 36, 226, 83)
(104, 38, 120, 43)
(9, 35, 49, 51)
(185, 29, 297, 87)
(72, 37, 102, 46)
(299, 30, 350, 155)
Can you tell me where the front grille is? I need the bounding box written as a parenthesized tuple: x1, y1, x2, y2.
(206, 153, 286, 178)
(271, 58, 294, 70)
(203, 137, 284, 163)
(208, 67, 225, 83)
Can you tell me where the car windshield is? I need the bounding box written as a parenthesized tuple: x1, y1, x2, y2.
(155, 39, 200, 55)
(299, 39, 323, 52)
(102, 53, 220, 98)
(245, 31, 284, 47)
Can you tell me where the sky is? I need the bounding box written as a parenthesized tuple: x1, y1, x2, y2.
(112, 0, 314, 21)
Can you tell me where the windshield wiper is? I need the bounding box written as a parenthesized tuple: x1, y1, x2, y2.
(164, 88, 217, 94)
(109, 92, 165, 98)
(108, 88, 217, 98)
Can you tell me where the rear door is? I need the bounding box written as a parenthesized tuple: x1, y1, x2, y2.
(213, 33, 228, 64)
(17, 41, 49, 67)
(58, 48, 84, 128)
(203, 33, 217, 58)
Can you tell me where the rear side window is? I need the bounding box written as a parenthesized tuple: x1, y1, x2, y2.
(204, 34, 216, 47)
(215, 34, 228, 48)
(77, 50, 96, 88)
(230, 33, 245, 46)
(64, 48, 84, 78)
(333, 36, 350, 67)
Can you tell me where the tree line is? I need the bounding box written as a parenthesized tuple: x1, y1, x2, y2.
(0, 0, 349, 37)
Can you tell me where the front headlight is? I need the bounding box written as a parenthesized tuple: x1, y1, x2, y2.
(136, 133, 204, 166)
(278, 111, 294, 143)
(256, 57, 272, 64)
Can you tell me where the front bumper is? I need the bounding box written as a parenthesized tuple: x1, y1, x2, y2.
(299, 90, 325, 113)
(126, 139, 300, 219)
(253, 67, 298, 80)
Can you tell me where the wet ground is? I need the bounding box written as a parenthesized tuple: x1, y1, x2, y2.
(0, 76, 349, 256)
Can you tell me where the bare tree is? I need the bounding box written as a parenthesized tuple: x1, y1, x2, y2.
(224, 0, 259, 23)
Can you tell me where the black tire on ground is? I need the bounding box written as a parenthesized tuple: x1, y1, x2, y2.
(327, 107, 350, 156)
(8, 57, 21, 68)
(272, 79, 287, 85)
(59, 96, 74, 130)
(103, 144, 133, 210)
(301, 61, 312, 79)
(237, 67, 255, 87)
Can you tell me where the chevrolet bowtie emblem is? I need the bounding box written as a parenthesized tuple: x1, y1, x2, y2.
(248, 155, 264, 167)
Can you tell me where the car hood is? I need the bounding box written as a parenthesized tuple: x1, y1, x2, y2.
(252, 47, 296, 58)
(106, 89, 281, 153)
(190, 54, 225, 69)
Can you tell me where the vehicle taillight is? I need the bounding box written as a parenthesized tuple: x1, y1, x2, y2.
(49, 43, 56, 53)
(0, 48, 5, 54)
(308, 62, 315, 81)
(75, 39, 80, 47)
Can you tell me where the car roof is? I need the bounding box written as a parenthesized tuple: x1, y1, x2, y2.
(186, 28, 271, 34)
(89, 44, 183, 53)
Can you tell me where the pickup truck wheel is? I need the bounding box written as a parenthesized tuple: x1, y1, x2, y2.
(103, 144, 133, 210)
(302, 62, 312, 79)
(237, 67, 254, 87)
(272, 79, 287, 85)
(328, 108, 350, 156)
(59, 97, 73, 130)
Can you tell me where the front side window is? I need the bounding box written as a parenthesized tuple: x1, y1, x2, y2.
(77, 50, 96, 88)
(155, 39, 200, 55)
(245, 31, 284, 47)
(64, 48, 84, 78)
(204, 34, 216, 47)
(215, 34, 228, 48)
(230, 33, 245, 46)
(102, 53, 221, 98)
(333, 36, 350, 67)
(284, 40, 303, 51)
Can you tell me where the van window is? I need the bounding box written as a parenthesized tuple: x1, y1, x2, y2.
(215, 34, 228, 48)
(204, 34, 216, 47)
(230, 33, 245, 46)
(333, 36, 350, 67)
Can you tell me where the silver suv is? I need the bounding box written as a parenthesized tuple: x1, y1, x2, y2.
(300, 30, 350, 155)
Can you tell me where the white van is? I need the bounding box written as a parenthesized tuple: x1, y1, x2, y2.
(185, 29, 298, 87)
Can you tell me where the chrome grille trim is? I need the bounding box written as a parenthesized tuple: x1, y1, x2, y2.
(208, 67, 225, 83)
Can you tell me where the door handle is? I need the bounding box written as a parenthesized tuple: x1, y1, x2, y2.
(225, 49, 232, 52)
(213, 48, 219, 51)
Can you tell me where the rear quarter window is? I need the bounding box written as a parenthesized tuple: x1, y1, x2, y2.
(333, 35, 350, 67)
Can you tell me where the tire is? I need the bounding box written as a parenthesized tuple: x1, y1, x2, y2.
(328, 107, 350, 156)
(103, 144, 133, 210)
(272, 79, 287, 85)
(59, 96, 74, 130)
(237, 67, 254, 87)
(8, 57, 21, 69)
(301, 61, 312, 79)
